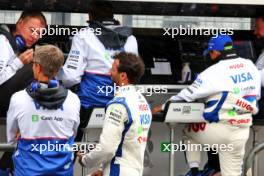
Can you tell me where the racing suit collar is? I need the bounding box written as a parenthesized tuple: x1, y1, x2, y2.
(213, 50, 238, 64)
(220, 49, 238, 60)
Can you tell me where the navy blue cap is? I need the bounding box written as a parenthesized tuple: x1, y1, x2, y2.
(203, 35, 233, 56)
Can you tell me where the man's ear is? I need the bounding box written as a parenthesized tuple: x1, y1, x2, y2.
(37, 64, 42, 74)
(120, 72, 127, 81)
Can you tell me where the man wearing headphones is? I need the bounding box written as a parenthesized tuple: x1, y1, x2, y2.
(153, 35, 261, 176)
(6, 45, 80, 176)
(59, 1, 138, 146)
(0, 10, 47, 117)
(0, 10, 46, 175)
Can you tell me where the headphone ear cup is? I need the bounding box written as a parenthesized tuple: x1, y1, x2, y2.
(48, 79, 59, 88)
(15, 35, 26, 51)
(31, 81, 40, 92)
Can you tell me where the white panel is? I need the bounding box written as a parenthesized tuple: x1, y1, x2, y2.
(165, 102, 205, 123)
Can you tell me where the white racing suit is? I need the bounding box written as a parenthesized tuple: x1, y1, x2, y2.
(7, 87, 80, 176)
(167, 56, 261, 176)
(81, 85, 152, 176)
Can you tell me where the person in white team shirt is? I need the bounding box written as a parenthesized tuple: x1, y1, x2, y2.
(58, 1, 138, 146)
(7, 45, 80, 176)
(78, 52, 151, 176)
(153, 35, 261, 176)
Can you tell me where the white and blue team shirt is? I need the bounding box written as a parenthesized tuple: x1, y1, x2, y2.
(59, 26, 138, 109)
(0, 34, 24, 85)
(168, 57, 261, 126)
(7, 89, 80, 176)
(81, 85, 152, 176)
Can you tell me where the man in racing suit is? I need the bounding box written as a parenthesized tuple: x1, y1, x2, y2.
(205, 16, 264, 176)
(6, 45, 80, 176)
(58, 1, 138, 144)
(153, 35, 261, 176)
(78, 52, 151, 176)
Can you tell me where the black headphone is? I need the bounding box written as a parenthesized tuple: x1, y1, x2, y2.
(15, 34, 26, 51)
(0, 24, 26, 53)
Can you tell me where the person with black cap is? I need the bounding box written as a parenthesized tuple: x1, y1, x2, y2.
(58, 0, 138, 148)
(153, 35, 261, 176)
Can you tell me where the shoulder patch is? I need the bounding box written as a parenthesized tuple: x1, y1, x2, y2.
(107, 97, 126, 105)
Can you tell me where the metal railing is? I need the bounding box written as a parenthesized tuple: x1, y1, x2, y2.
(0, 143, 15, 151)
(243, 142, 264, 176)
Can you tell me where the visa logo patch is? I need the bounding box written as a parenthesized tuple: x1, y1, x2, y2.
(140, 114, 151, 125)
(230, 72, 253, 84)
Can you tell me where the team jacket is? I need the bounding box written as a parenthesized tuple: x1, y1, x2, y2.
(59, 25, 138, 108)
(0, 34, 24, 85)
(168, 56, 261, 126)
(7, 87, 80, 176)
(81, 85, 152, 176)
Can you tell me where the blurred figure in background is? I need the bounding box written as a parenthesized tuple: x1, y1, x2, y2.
(58, 0, 138, 151)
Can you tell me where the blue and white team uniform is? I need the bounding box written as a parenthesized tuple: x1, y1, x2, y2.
(167, 54, 261, 176)
(81, 85, 152, 176)
(7, 83, 80, 176)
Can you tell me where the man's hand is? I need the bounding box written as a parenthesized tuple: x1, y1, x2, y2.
(91, 170, 103, 176)
(18, 49, 33, 64)
(15, 132, 21, 140)
(77, 152, 85, 167)
(152, 105, 162, 114)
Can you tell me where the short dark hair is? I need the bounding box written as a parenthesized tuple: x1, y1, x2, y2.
(88, 0, 114, 20)
(17, 10, 47, 26)
(114, 52, 145, 84)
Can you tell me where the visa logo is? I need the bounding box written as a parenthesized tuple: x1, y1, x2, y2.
(230, 72, 253, 84)
(71, 50, 80, 55)
(140, 114, 151, 125)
